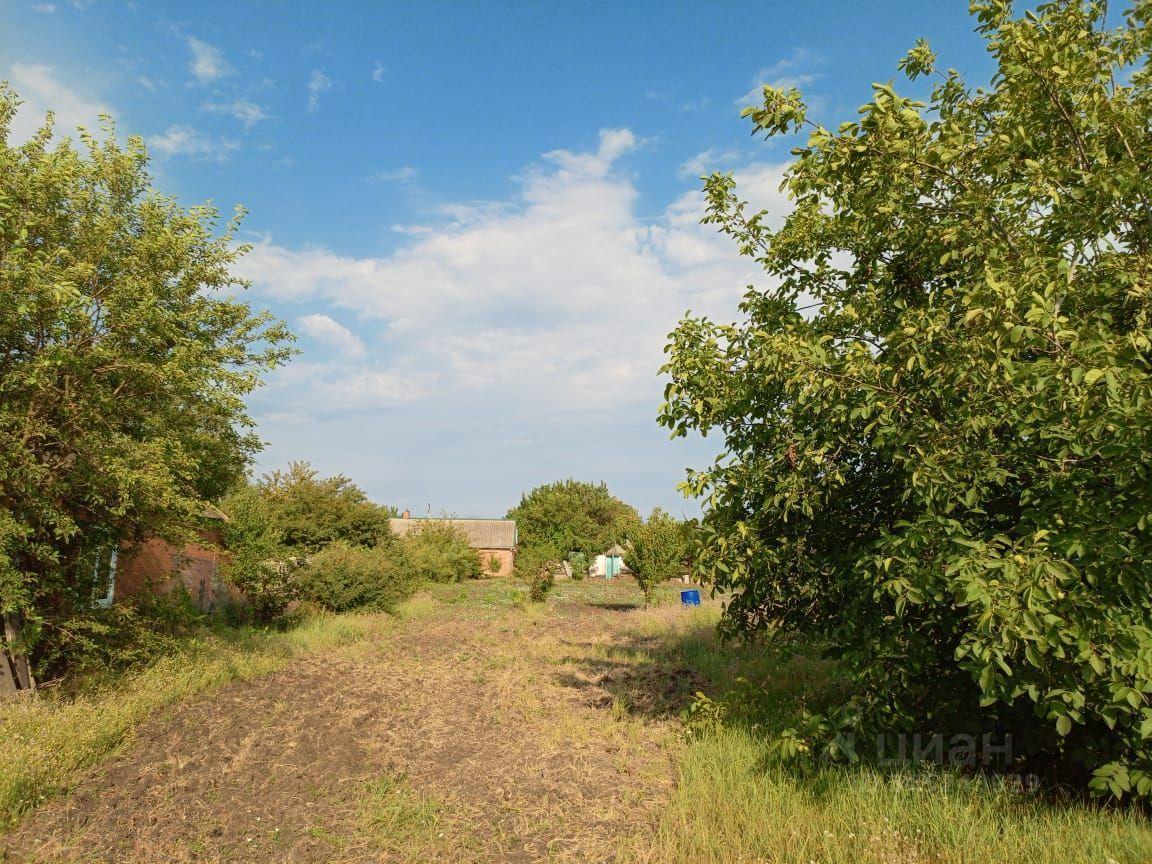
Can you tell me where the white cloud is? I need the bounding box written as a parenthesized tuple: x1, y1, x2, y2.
(307, 69, 331, 112)
(370, 165, 418, 183)
(737, 48, 821, 107)
(145, 124, 238, 161)
(237, 129, 794, 420)
(678, 146, 742, 179)
(187, 36, 231, 85)
(202, 98, 270, 129)
(32, 4, 57, 12)
(372, 62, 386, 83)
(4, 63, 111, 142)
(297, 313, 365, 359)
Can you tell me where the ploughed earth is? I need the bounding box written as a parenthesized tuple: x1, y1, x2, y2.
(2, 580, 708, 863)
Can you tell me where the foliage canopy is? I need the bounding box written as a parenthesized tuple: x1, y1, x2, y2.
(625, 508, 688, 605)
(256, 461, 395, 552)
(506, 479, 639, 560)
(660, 0, 1152, 797)
(0, 88, 291, 657)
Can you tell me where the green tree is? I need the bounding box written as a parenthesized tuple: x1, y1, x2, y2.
(625, 508, 685, 606)
(217, 484, 296, 623)
(660, 1, 1152, 797)
(506, 480, 640, 559)
(257, 461, 394, 552)
(0, 88, 291, 666)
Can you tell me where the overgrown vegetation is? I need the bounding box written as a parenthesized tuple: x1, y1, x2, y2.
(515, 542, 561, 602)
(0, 86, 292, 675)
(608, 603, 1152, 864)
(296, 541, 416, 613)
(661, 0, 1152, 797)
(397, 520, 481, 583)
(506, 479, 639, 564)
(254, 461, 395, 551)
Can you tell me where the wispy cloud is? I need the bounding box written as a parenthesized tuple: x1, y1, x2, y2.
(237, 129, 793, 422)
(306, 69, 331, 111)
(371, 62, 386, 83)
(297, 314, 365, 359)
(678, 146, 742, 180)
(202, 98, 270, 130)
(146, 124, 239, 161)
(31, 3, 57, 12)
(187, 36, 231, 85)
(370, 165, 418, 183)
(736, 48, 821, 107)
(4, 63, 111, 142)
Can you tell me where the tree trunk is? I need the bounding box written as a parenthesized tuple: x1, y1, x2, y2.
(2, 611, 34, 692)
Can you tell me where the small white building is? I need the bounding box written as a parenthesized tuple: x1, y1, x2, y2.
(587, 543, 628, 579)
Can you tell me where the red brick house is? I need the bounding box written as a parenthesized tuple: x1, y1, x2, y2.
(99, 505, 233, 613)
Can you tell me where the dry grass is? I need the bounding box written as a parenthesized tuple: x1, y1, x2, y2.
(0, 612, 389, 833)
(0, 578, 682, 863)
(5, 577, 1150, 864)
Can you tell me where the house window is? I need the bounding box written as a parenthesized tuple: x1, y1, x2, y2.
(92, 548, 118, 608)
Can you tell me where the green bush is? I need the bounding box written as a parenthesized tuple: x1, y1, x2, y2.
(398, 522, 481, 583)
(257, 462, 395, 552)
(568, 551, 587, 581)
(660, 2, 1152, 797)
(296, 541, 415, 613)
(36, 587, 204, 681)
(516, 544, 560, 603)
(218, 485, 299, 623)
(625, 508, 686, 606)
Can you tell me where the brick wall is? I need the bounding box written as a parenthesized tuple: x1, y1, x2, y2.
(114, 526, 228, 612)
(477, 548, 515, 578)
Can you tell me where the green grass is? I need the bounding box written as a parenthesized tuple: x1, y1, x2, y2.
(358, 774, 450, 861)
(617, 601, 1152, 864)
(0, 612, 388, 831)
(641, 728, 1152, 863)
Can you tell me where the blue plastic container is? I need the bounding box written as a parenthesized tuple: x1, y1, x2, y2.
(680, 589, 701, 606)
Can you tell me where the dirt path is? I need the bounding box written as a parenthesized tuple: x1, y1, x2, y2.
(2, 581, 702, 863)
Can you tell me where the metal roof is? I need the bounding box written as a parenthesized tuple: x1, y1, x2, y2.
(388, 518, 517, 549)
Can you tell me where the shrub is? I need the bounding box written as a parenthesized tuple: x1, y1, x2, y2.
(568, 552, 587, 581)
(398, 522, 481, 583)
(218, 485, 298, 623)
(35, 587, 204, 681)
(296, 542, 415, 613)
(516, 544, 561, 603)
(257, 462, 395, 552)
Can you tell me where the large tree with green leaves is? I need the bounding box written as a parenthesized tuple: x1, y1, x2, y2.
(506, 479, 640, 559)
(255, 461, 395, 552)
(0, 88, 292, 664)
(661, 1, 1152, 796)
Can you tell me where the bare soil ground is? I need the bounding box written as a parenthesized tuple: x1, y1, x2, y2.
(1, 580, 705, 863)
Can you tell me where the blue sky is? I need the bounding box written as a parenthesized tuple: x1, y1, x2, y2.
(3, 0, 993, 517)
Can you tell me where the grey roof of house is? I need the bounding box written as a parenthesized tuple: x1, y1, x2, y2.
(388, 518, 518, 550)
